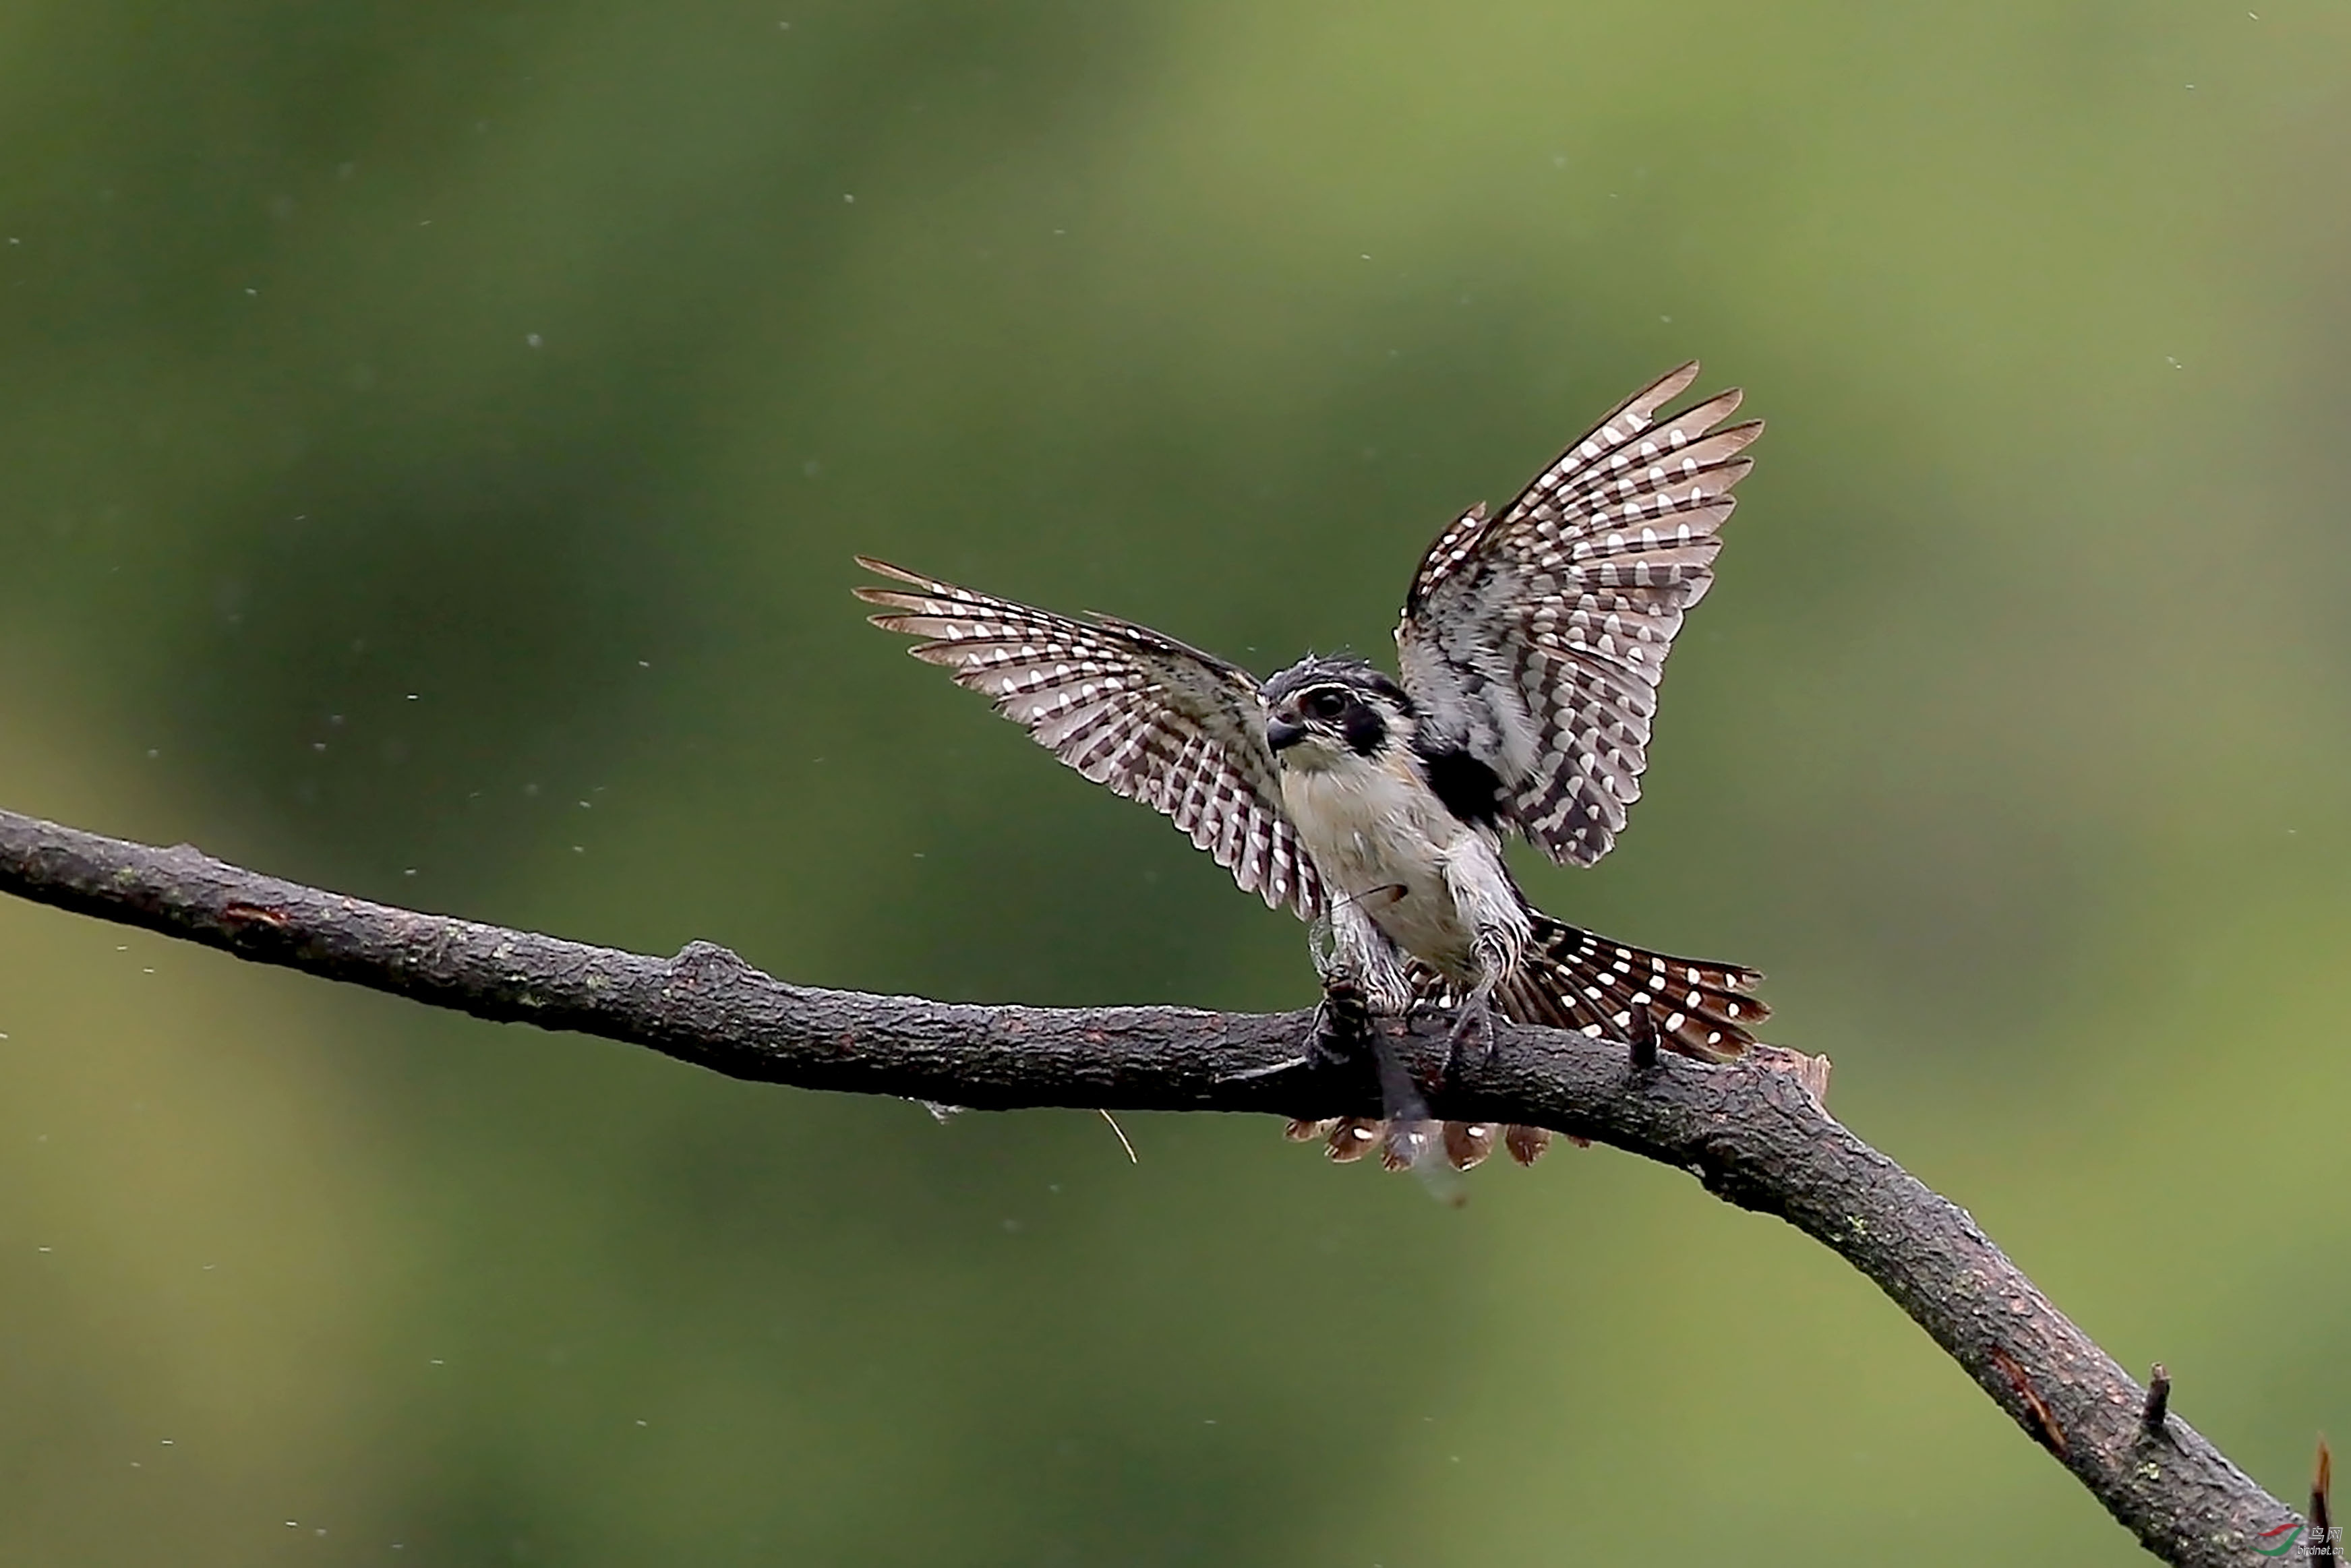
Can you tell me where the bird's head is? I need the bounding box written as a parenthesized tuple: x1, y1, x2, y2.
(1260, 657, 1413, 770)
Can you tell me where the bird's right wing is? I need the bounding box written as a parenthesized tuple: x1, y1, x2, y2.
(856, 558, 1323, 918)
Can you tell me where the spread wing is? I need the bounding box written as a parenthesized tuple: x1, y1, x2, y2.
(855, 558, 1323, 917)
(1395, 362, 1761, 866)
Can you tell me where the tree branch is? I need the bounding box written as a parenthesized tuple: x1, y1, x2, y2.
(0, 804, 2301, 1564)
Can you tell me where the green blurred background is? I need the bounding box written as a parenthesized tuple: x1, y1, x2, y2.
(1, 1, 2345, 1561)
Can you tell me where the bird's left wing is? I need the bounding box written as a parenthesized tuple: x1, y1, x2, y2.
(855, 558, 1323, 917)
(1396, 363, 1762, 867)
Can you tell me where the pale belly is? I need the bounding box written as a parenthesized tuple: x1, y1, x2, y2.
(1279, 764, 1482, 978)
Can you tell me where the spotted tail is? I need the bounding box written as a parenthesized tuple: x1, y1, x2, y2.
(1287, 918, 1768, 1172)
(1495, 915, 1767, 1062)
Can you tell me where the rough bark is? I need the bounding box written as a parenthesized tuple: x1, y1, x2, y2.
(0, 804, 2304, 1563)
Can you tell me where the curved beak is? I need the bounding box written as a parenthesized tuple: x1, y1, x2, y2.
(1266, 717, 1308, 752)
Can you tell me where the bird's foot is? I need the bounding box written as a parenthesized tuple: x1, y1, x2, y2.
(1306, 969, 1374, 1069)
(1444, 986, 1500, 1079)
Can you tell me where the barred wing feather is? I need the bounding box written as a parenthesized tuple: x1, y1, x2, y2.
(1396, 362, 1762, 867)
(855, 558, 1323, 917)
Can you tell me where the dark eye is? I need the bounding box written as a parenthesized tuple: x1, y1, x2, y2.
(1304, 688, 1348, 722)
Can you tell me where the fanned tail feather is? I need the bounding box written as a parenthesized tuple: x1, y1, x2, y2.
(1304, 917, 1766, 1173)
(1497, 915, 1766, 1061)
(1285, 1116, 1547, 1172)
(1288, 1116, 1387, 1163)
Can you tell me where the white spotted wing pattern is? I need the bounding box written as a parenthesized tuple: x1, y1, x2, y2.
(1398, 361, 1762, 867)
(858, 364, 1770, 1178)
(854, 558, 1324, 917)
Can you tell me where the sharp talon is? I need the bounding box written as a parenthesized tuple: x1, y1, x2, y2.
(1444, 991, 1499, 1077)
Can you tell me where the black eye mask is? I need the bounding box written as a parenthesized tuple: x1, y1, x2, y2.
(1340, 700, 1388, 757)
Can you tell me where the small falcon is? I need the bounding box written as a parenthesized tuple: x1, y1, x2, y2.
(857, 363, 1769, 1173)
